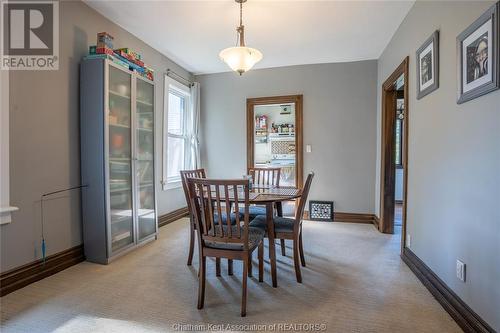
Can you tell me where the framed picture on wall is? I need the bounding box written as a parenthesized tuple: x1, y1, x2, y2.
(457, 2, 499, 104)
(416, 30, 439, 99)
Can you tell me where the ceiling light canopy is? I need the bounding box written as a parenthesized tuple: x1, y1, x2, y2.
(219, 0, 262, 75)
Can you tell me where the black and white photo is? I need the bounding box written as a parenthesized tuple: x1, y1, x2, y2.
(457, 2, 499, 104)
(416, 31, 439, 99)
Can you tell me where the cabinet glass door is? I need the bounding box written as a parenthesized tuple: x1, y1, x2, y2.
(135, 78, 156, 240)
(108, 65, 134, 252)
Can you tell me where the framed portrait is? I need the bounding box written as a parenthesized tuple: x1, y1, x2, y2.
(457, 2, 499, 104)
(416, 31, 439, 99)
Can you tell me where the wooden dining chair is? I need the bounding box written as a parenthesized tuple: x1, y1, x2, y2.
(247, 167, 290, 256)
(242, 167, 281, 218)
(180, 169, 206, 266)
(187, 178, 265, 317)
(249, 172, 314, 283)
(181, 169, 239, 275)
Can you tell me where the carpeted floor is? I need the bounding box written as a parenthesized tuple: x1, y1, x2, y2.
(0, 219, 460, 333)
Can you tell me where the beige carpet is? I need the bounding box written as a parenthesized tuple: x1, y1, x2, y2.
(1, 219, 460, 333)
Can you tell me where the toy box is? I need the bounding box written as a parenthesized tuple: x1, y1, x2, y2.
(115, 48, 142, 61)
(96, 47, 113, 56)
(97, 32, 114, 49)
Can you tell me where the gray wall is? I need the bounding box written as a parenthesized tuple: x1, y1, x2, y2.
(1, 0, 191, 272)
(196, 61, 378, 214)
(376, 1, 500, 329)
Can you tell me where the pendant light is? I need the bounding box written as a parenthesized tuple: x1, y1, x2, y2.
(219, 0, 263, 75)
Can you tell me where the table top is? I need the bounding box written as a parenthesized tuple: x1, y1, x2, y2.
(249, 186, 301, 203)
(212, 185, 302, 204)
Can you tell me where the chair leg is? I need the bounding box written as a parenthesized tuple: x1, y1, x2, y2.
(228, 259, 233, 275)
(216, 258, 221, 277)
(280, 239, 286, 256)
(198, 256, 206, 309)
(241, 258, 248, 317)
(247, 252, 253, 278)
(187, 223, 195, 266)
(293, 237, 302, 283)
(258, 242, 264, 282)
(299, 231, 306, 267)
(268, 238, 273, 259)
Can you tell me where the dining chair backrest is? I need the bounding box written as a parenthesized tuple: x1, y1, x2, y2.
(248, 167, 281, 187)
(180, 169, 206, 212)
(187, 178, 251, 250)
(295, 172, 315, 223)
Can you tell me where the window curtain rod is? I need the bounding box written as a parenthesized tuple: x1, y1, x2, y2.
(166, 69, 193, 87)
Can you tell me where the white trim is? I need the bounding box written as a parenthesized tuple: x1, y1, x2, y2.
(162, 75, 191, 191)
(0, 69, 18, 225)
(0, 207, 19, 225)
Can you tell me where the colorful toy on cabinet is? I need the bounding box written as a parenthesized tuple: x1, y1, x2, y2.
(85, 32, 155, 81)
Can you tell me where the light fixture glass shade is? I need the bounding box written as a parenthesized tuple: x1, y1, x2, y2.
(219, 46, 263, 75)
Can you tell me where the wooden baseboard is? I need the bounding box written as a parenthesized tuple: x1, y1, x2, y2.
(372, 215, 380, 229)
(401, 248, 495, 333)
(334, 212, 375, 224)
(158, 206, 189, 227)
(304, 210, 379, 227)
(0, 244, 85, 297)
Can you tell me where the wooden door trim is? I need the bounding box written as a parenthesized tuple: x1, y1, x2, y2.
(379, 57, 409, 254)
(247, 95, 303, 188)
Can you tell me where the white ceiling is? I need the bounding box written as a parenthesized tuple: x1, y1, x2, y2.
(84, 1, 415, 75)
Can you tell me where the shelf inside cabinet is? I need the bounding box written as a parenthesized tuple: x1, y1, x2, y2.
(110, 187, 131, 193)
(112, 230, 131, 242)
(137, 99, 153, 107)
(109, 123, 131, 129)
(109, 90, 131, 100)
(138, 209, 155, 217)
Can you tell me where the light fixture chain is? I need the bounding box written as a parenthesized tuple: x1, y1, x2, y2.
(240, 1, 243, 27)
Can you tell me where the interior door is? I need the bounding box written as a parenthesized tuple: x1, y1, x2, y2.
(135, 77, 156, 240)
(107, 64, 135, 253)
(380, 89, 397, 234)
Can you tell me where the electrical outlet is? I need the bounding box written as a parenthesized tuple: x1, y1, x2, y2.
(406, 234, 411, 248)
(456, 260, 466, 282)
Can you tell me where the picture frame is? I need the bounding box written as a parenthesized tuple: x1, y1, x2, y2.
(416, 30, 439, 99)
(457, 2, 500, 104)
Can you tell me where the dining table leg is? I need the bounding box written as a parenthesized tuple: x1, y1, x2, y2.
(266, 202, 278, 287)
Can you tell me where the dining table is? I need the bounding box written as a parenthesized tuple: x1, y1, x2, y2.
(229, 185, 302, 287)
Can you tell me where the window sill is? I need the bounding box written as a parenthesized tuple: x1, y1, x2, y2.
(162, 181, 182, 191)
(0, 206, 19, 225)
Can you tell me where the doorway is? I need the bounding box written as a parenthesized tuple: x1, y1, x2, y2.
(379, 57, 409, 253)
(246, 95, 303, 188)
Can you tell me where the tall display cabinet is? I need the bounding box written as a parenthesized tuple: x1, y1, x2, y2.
(80, 58, 157, 264)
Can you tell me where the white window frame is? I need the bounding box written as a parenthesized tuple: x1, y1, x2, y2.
(0, 70, 19, 225)
(162, 75, 191, 190)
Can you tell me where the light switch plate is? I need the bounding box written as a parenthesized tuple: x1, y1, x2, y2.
(456, 259, 466, 282)
(306, 144, 312, 153)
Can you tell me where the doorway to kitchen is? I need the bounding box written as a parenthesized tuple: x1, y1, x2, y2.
(247, 95, 303, 216)
(379, 57, 409, 253)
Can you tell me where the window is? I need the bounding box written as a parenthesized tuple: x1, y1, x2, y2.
(0, 68, 18, 224)
(163, 77, 191, 189)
